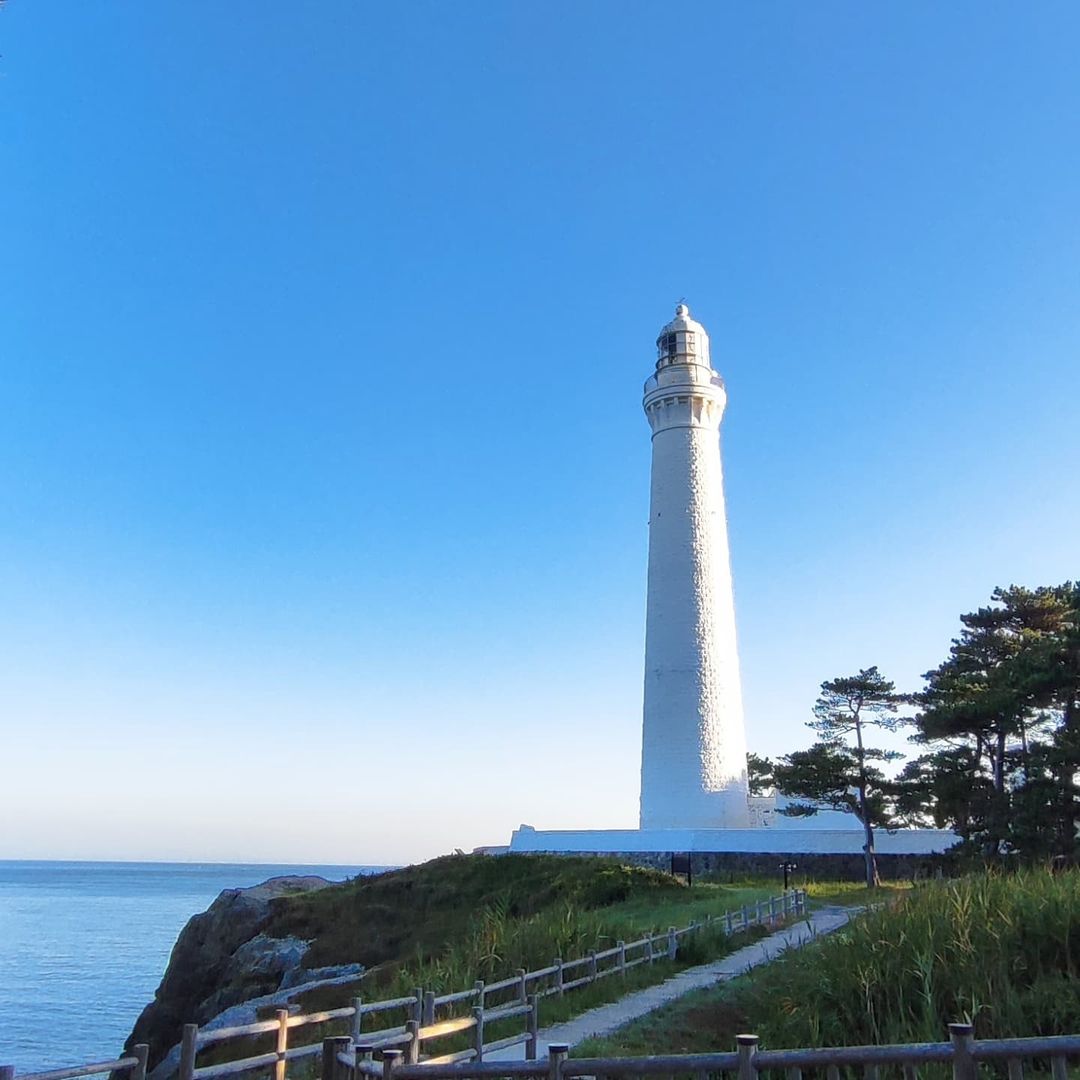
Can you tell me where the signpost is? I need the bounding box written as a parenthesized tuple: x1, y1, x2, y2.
(779, 861, 798, 892)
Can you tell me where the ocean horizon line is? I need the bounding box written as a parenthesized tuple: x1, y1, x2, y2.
(0, 857, 402, 869)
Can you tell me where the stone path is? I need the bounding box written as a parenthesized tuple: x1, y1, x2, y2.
(487, 905, 854, 1060)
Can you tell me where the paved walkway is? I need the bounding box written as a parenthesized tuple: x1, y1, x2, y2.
(488, 905, 854, 1060)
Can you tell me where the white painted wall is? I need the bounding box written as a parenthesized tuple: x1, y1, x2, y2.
(509, 825, 959, 855)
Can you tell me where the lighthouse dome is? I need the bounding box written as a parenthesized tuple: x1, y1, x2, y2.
(656, 303, 711, 368)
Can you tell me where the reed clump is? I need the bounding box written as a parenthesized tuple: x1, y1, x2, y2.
(738, 869, 1080, 1046)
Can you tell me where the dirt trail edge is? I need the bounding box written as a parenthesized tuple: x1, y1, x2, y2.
(488, 904, 855, 1060)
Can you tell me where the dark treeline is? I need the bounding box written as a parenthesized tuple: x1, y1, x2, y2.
(751, 582, 1080, 885)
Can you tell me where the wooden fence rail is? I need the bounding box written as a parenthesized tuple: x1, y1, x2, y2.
(6, 1047, 149, 1080)
(339, 1026, 1080, 1080)
(3, 891, 805, 1080)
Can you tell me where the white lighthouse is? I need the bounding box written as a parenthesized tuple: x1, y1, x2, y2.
(639, 304, 751, 829)
(507, 302, 959, 858)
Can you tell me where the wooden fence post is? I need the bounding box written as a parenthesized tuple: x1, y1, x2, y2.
(412, 987, 424, 1023)
(472, 1005, 485, 1062)
(381, 1049, 402, 1080)
(725, 910, 734, 935)
(949, 1023, 976, 1080)
(737, 1034, 760, 1080)
(553, 959, 564, 996)
(667, 927, 677, 960)
(741, 904, 749, 928)
(131, 1045, 149, 1080)
(754, 899, 763, 924)
(179, 1023, 198, 1080)
(422, 991, 436, 1027)
(617, 940, 626, 977)
(474, 979, 485, 1008)
(0, 1066, 14, 1080)
(646, 935, 655, 964)
(517, 968, 528, 1004)
(274, 1009, 289, 1080)
(336, 1037, 353, 1080)
(351, 997, 364, 1043)
(526, 994, 539, 1060)
(769, 896, 777, 923)
(588, 951, 598, 981)
(405, 1020, 420, 1065)
(321, 1038, 336, 1080)
(548, 1043, 569, 1080)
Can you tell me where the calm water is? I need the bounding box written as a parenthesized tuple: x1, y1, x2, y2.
(0, 860, 389, 1074)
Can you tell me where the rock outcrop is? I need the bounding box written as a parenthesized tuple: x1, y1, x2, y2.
(121, 876, 337, 1073)
(147, 963, 365, 1080)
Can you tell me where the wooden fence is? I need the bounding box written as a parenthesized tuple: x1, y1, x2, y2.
(0, 1048, 147, 1080)
(339, 1026, 1080, 1080)
(4, 890, 806, 1080)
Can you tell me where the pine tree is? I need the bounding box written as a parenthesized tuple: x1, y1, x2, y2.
(773, 667, 904, 887)
(746, 752, 775, 796)
(912, 584, 1079, 859)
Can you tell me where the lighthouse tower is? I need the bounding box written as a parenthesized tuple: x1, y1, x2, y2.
(640, 304, 751, 829)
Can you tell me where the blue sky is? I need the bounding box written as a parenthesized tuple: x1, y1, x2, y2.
(2, 3, 1078, 863)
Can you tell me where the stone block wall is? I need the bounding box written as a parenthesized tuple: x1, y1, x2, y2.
(571, 849, 957, 882)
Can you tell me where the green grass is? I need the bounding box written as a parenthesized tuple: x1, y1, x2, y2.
(578, 870, 1080, 1057)
(267, 858, 778, 1007)
(202, 859, 789, 1069)
(254, 923, 776, 1073)
(801, 879, 912, 907)
(575, 981, 751, 1057)
(382, 918, 777, 1060)
(531, 920, 773, 1029)
(267, 854, 678, 972)
(594, 883, 779, 939)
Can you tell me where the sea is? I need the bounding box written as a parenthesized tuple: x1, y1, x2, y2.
(0, 860, 391, 1075)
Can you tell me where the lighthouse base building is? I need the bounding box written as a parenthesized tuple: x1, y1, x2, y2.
(502, 304, 956, 868)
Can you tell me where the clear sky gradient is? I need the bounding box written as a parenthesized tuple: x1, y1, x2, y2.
(2, 3, 1078, 864)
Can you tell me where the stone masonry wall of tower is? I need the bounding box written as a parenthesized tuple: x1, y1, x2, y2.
(639, 305, 751, 829)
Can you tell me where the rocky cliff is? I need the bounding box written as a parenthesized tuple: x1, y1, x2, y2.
(120, 854, 680, 1080)
(121, 876, 359, 1075)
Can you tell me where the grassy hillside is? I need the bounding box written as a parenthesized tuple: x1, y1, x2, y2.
(265, 854, 774, 1000)
(578, 869, 1080, 1056)
(184, 854, 780, 1068)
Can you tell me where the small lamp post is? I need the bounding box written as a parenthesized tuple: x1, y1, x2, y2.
(779, 861, 798, 892)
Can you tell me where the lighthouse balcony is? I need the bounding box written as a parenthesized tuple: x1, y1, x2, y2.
(643, 365, 725, 396)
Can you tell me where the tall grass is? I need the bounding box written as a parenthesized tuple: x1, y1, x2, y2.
(378, 882, 774, 1001)
(286, 871, 776, 1021)
(738, 869, 1080, 1046)
(274, 878, 778, 1066)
